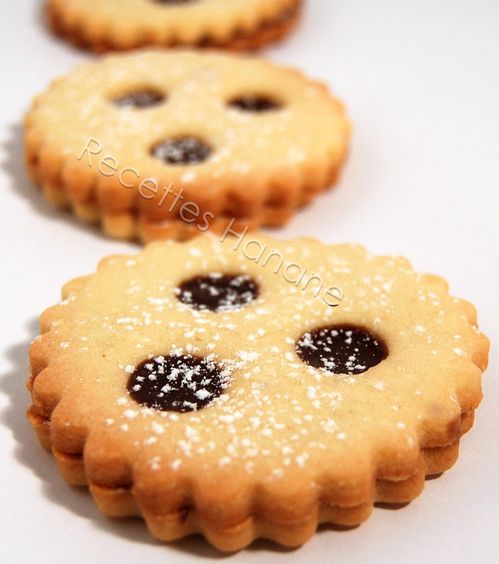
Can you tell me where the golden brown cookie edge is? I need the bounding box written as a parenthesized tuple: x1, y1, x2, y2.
(25, 240, 490, 551)
(47, 0, 303, 53)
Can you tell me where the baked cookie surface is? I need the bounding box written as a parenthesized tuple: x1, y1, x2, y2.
(47, 0, 303, 52)
(27, 234, 489, 551)
(25, 50, 350, 242)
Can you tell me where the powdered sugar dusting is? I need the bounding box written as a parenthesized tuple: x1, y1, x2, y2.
(43, 234, 480, 481)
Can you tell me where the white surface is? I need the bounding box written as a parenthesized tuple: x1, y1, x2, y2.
(1, 1, 498, 562)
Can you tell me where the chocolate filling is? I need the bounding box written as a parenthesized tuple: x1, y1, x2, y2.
(296, 325, 388, 375)
(177, 273, 259, 312)
(152, 0, 198, 5)
(228, 95, 281, 112)
(127, 354, 227, 412)
(113, 89, 165, 108)
(151, 136, 212, 165)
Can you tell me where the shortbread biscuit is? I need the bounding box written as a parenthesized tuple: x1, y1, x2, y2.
(27, 233, 489, 551)
(25, 50, 349, 242)
(47, 0, 303, 52)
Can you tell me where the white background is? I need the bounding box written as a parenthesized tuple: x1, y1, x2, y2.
(1, 1, 498, 562)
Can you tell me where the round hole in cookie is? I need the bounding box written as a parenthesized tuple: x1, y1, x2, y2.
(151, 0, 199, 5)
(177, 273, 259, 312)
(112, 88, 166, 109)
(228, 94, 283, 113)
(127, 354, 228, 412)
(151, 136, 212, 165)
(296, 325, 388, 375)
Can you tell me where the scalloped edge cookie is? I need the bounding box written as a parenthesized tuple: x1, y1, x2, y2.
(24, 50, 350, 242)
(26, 235, 489, 551)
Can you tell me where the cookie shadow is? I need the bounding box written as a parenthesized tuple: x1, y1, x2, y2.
(1, 123, 110, 243)
(374, 502, 410, 510)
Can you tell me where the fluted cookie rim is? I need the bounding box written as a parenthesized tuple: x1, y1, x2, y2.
(26, 235, 489, 551)
(24, 50, 350, 243)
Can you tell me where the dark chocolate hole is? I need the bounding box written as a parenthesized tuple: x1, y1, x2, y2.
(152, 0, 198, 5)
(151, 136, 212, 165)
(113, 89, 165, 109)
(296, 325, 388, 375)
(228, 95, 282, 113)
(177, 273, 259, 312)
(127, 354, 228, 412)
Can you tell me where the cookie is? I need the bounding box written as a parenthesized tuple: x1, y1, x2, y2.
(47, 0, 303, 52)
(27, 233, 489, 551)
(25, 50, 349, 242)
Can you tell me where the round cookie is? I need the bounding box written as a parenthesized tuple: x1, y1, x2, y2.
(27, 233, 489, 551)
(25, 50, 350, 242)
(47, 0, 303, 52)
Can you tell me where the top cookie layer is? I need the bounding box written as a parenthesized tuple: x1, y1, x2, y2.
(30, 233, 488, 479)
(48, 0, 302, 51)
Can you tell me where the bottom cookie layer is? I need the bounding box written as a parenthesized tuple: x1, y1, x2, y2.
(30, 155, 342, 242)
(27, 406, 474, 551)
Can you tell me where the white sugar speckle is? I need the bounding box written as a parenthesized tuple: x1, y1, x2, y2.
(171, 459, 183, 471)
